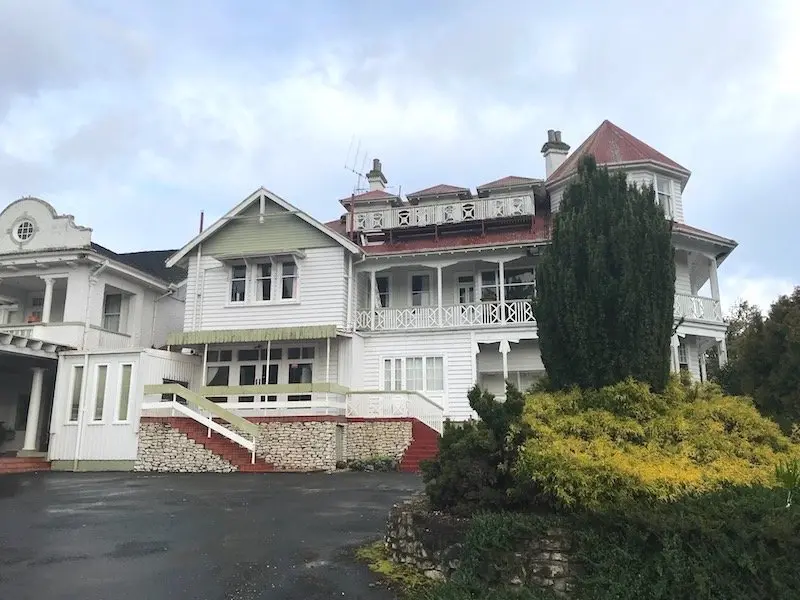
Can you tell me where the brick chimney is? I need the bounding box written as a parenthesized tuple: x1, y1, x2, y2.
(366, 158, 388, 191)
(541, 130, 570, 178)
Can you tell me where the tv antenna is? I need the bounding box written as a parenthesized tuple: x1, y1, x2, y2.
(344, 135, 369, 195)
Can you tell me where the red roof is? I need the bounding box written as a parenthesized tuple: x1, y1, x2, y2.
(477, 175, 540, 190)
(406, 184, 470, 198)
(548, 120, 689, 182)
(339, 189, 398, 205)
(324, 217, 347, 235)
(673, 222, 736, 247)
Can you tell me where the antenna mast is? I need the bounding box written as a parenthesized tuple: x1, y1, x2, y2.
(343, 136, 369, 196)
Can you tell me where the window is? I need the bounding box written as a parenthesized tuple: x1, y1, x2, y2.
(103, 294, 123, 332)
(656, 177, 673, 218)
(382, 356, 444, 392)
(457, 275, 475, 304)
(13, 220, 35, 242)
(93, 365, 108, 421)
(206, 365, 230, 387)
(255, 263, 272, 301)
(287, 346, 314, 360)
(376, 276, 390, 308)
(230, 265, 247, 302)
(288, 361, 313, 402)
(237, 349, 260, 361)
(116, 364, 133, 421)
(405, 357, 424, 390)
(425, 357, 444, 391)
(411, 274, 431, 306)
(28, 296, 44, 322)
(504, 268, 536, 300)
(678, 339, 689, 372)
(68, 365, 84, 422)
(238, 365, 256, 402)
(206, 349, 232, 362)
(281, 260, 297, 299)
(480, 271, 498, 301)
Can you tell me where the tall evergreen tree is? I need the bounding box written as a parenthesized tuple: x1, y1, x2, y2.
(534, 155, 675, 391)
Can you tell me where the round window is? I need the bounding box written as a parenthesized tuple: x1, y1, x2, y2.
(13, 220, 35, 242)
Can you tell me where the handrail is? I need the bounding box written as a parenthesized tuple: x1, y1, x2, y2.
(143, 383, 260, 438)
(199, 382, 350, 396)
(346, 389, 444, 411)
(141, 400, 255, 453)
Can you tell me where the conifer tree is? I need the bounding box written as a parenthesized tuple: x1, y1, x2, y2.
(534, 155, 675, 391)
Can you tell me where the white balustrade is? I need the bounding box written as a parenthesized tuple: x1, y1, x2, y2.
(346, 391, 444, 434)
(673, 294, 723, 322)
(351, 194, 534, 232)
(355, 299, 535, 331)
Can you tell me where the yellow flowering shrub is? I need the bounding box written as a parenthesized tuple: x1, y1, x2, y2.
(516, 378, 800, 510)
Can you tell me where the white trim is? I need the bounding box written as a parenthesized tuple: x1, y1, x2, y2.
(166, 187, 363, 267)
(90, 363, 110, 423)
(114, 362, 135, 423)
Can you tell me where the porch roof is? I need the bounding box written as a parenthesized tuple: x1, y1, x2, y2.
(0, 330, 65, 359)
(167, 324, 339, 346)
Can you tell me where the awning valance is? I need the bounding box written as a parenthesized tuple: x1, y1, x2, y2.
(167, 324, 339, 346)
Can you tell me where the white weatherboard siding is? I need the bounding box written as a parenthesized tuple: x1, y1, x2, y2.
(184, 246, 348, 331)
(48, 349, 200, 464)
(361, 331, 474, 420)
(675, 252, 692, 295)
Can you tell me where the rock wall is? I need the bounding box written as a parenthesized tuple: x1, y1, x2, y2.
(345, 420, 413, 461)
(253, 421, 339, 471)
(385, 496, 576, 596)
(135, 423, 236, 473)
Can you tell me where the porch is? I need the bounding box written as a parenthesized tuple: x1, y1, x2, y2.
(354, 255, 538, 332)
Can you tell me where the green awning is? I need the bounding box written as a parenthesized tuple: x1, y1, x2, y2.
(167, 325, 338, 346)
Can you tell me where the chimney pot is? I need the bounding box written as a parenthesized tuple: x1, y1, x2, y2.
(366, 157, 388, 192)
(541, 129, 570, 178)
(555, 131, 562, 142)
(547, 129, 556, 142)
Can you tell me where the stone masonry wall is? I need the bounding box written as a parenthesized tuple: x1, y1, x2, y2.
(253, 421, 338, 471)
(135, 423, 236, 473)
(386, 496, 576, 596)
(345, 420, 413, 461)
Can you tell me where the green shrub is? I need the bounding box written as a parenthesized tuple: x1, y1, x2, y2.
(516, 378, 798, 511)
(572, 485, 800, 600)
(344, 456, 399, 472)
(421, 383, 532, 515)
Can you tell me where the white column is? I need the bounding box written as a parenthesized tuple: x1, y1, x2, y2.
(709, 256, 720, 301)
(370, 270, 377, 330)
(718, 338, 728, 367)
(325, 337, 331, 406)
(699, 346, 708, 382)
(436, 265, 443, 326)
(670, 335, 680, 373)
(41, 276, 55, 324)
(498, 260, 506, 323)
(22, 367, 46, 451)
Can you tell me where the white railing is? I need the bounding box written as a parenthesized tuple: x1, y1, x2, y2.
(674, 294, 723, 322)
(351, 194, 534, 231)
(355, 300, 535, 331)
(194, 394, 347, 417)
(141, 399, 256, 461)
(346, 390, 444, 434)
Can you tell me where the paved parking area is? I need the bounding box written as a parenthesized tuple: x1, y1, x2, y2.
(0, 472, 421, 600)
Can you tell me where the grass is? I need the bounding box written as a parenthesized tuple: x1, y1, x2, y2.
(355, 541, 433, 593)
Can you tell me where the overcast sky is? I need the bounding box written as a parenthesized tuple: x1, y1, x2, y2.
(1, 0, 798, 312)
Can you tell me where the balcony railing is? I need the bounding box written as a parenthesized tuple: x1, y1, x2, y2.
(674, 294, 723, 322)
(350, 194, 534, 232)
(355, 299, 535, 331)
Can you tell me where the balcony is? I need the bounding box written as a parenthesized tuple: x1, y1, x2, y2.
(674, 294, 723, 322)
(355, 299, 535, 331)
(350, 194, 535, 232)
(0, 323, 132, 350)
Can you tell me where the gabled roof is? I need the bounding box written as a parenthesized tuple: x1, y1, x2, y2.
(477, 175, 541, 190)
(92, 246, 187, 283)
(406, 184, 470, 198)
(338, 189, 398, 206)
(167, 187, 363, 268)
(548, 120, 690, 182)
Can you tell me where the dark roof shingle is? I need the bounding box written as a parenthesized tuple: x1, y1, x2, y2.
(91, 244, 187, 283)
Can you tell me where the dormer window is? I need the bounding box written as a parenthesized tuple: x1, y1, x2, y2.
(655, 176, 674, 219)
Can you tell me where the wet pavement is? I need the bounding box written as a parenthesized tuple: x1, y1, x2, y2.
(0, 472, 422, 600)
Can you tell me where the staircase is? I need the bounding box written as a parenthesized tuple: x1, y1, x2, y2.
(399, 420, 441, 473)
(162, 418, 274, 473)
(0, 457, 51, 475)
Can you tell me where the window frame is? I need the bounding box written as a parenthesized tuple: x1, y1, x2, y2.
(227, 257, 301, 307)
(375, 275, 391, 308)
(66, 364, 85, 424)
(409, 272, 432, 307)
(229, 264, 248, 304)
(114, 363, 135, 424)
(654, 175, 674, 219)
(254, 261, 272, 302)
(90, 363, 110, 423)
(503, 267, 537, 301)
(455, 273, 476, 305)
(380, 355, 446, 393)
(102, 293, 124, 332)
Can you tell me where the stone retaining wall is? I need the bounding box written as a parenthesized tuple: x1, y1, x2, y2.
(252, 420, 339, 471)
(135, 423, 236, 472)
(345, 420, 413, 461)
(385, 496, 575, 596)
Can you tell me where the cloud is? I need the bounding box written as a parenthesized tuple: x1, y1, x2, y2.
(721, 272, 796, 315)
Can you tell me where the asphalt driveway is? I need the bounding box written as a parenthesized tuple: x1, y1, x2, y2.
(0, 472, 422, 600)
